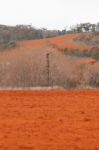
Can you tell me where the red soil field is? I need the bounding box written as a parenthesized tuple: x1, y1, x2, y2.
(75, 57, 96, 65)
(17, 33, 93, 51)
(47, 34, 92, 51)
(0, 90, 99, 150)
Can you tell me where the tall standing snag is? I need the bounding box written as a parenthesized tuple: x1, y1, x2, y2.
(46, 53, 50, 86)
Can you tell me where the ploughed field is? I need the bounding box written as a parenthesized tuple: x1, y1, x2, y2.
(0, 90, 99, 150)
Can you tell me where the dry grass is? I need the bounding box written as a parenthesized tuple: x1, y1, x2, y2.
(0, 33, 99, 89)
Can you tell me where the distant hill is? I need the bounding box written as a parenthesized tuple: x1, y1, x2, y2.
(0, 24, 66, 49)
(0, 33, 99, 89)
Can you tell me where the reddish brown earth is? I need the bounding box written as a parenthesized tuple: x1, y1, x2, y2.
(0, 90, 99, 150)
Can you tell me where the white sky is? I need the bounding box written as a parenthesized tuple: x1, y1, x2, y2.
(0, 0, 99, 30)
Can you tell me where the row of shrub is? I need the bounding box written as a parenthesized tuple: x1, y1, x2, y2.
(63, 47, 99, 60)
(0, 57, 98, 89)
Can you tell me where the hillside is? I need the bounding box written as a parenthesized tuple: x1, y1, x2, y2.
(0, 33, 99, 88)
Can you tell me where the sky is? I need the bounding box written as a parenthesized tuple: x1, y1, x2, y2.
(0, 0, 99, 30)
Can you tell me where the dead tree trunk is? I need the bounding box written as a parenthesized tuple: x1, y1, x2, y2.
(46, 53, 50, 86)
